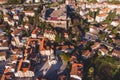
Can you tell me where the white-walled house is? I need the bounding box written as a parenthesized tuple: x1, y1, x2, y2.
(108, 4, 117, 10)
(56, 45, 74, 54)
(24, 11, 35, 17)
(79, 10, 89, 16)
(91, 42, 100, 50)
(99, 47, 108, 56)
(99, 7, 111, 14)
(82, 50, 91, 59)
(43, 30, 56, 41)
(97, 0, 105, 3)
(13, 14, 19, 20)
(31, 27, 40, 38)
(88, 16, 94, 22)
(11, 9, 16, 14)
(24, 24, 30, 29)
(116, 8, 120, 15)
(11, 28, 24, 46)
(0, 51, 6, 61)
(40, 49, 54, 56)
(25, 0, 40, 3)
(8, 20, 15, 26)
(25, 0, 33, 3)
(89, 26, 99, 34)
(112, 49, 120, 58)
(34, 0, 40, 3)
(23, 16, 29, 22)
(111, 20, 119, 27)
(95, 13, 108, 23)
(3, 15, 9, 22)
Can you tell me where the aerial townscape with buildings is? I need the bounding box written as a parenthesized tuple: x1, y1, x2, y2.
(0, 0, 120, 80)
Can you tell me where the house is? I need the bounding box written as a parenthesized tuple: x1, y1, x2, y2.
(24, 24, 30, 29)
(11, 28, 24, 46)
(96, 0, 105, 3)
(56, 45, 74, 54)
(13, 14, 19, 20)
(98, 24, 108, 31)
(99, 46, 108, 56)
(87, 16, 94, 22)
(10, 26, 16, 31)
(11, 9, 16, 14)
(70, 63, 83, 80)
(11, 28, 23, 37)
(45, 5, 67, 29)
(91, 42, 100, 50)
(0, 51, 7, 61)
(116, 8, 120, 15)
(112, 48, 120, 58)
(0, 0, 8, 4)
(25, 0, 40, 3)
(43, 30, 56, 41)
(31, 27, 40, 38)
(95, 13, 108, 23)
(0, 36, 9, 50)
(40, 47, 54, 56)
(79, 10, 89, 16)
(89, 26, 99, 34)
(91, 8, 98, 12)
(70, 55, 77, 63)
(8, 20, 15, 26)
(34, 0, 40, 3)
(109, 34, 116, 38)
(77, 2, 86, 9)
(23, 16, 29, 22)
(85, 33, 98, 41)
(82, 50, 91, 59)
(3, 15, 9, 22)
(99, 7, 111, 14)
(65, 0, 76, 6)
(112, 39, 120, 46)
(108, 4, 117, 10)
(25, 0, 33, 3)
(24, 11, 35, 17)
(111, 20, 119, 27)
(33, 5, 38, 10)
(14, 59, 34, 78)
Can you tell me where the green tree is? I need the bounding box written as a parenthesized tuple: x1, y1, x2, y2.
(55, 33, 63, 43)
(8, 0, 15, 4)
(59, 52, 70, 62)
(0, 12, 3, 23)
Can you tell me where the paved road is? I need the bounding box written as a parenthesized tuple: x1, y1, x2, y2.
(35, 60, 62, 80)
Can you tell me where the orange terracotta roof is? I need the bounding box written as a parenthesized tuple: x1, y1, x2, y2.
(11, 28, 24, 35)
(72, 63, 83, 67)
(99, 47, 108, 54)
(98, 13, 108, 17)
(17, 59, 23, 71)
(101, 7, 110, 11)
(56, 45, 74, 50)
(4, 15, 8, 17)
(82, 50, 90, 57)
(91, 42, 100, 49)
(32, 27, 40, 34)
(88, 16, 93, 20)
(24, 11, 34, 13)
